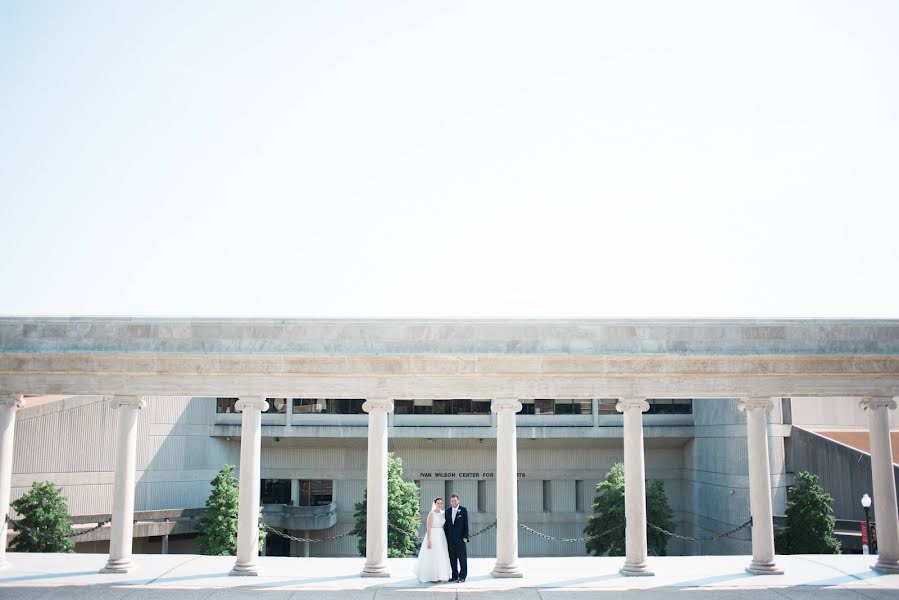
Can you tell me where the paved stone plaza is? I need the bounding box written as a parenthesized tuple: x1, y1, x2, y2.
(2, 553, 899, 598)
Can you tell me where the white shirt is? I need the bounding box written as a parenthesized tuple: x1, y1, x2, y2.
(452, 507, 458, 522)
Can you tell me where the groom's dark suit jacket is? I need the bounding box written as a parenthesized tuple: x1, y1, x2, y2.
(443, 505, 469, 544)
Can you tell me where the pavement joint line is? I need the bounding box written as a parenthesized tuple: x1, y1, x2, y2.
(792, 555, 866, 582)
(767, 587, 792, 600)
(144, 554, 203, 586)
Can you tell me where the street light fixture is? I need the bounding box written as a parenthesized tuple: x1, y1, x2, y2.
(861, 493, 873, 555)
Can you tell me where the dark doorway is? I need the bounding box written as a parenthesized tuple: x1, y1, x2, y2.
(265, 529, 291, 556)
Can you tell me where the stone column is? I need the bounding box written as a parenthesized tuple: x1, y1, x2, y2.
(739, 397, 782, 575)
(101, 396, 147, 573)
(861, 397, 899, 573)
(361, 398, 393, 577)
(291, 479, 300, 506)
(617, 398, 653, 576)
(592, 399, 600, 428)
(0, 395, 25, 569)
(492, 398, 523, 578)
(230, 397, 269, 576)
(285, 398, 294, 427)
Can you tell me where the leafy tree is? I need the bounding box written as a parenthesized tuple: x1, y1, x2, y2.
(196, 464, 266, 555)
(584, 463, 674, 556)
(354, 453, 420, 557)
(775, 470, 840, 554)
(9, 481, 75, 552)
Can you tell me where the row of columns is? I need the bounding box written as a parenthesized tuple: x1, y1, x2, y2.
(0, 394, 898, 576)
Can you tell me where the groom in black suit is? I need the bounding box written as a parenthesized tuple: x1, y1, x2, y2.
(444, 493, 469, 582)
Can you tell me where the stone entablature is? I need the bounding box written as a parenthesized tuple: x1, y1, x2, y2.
(1, 319, 898, 398)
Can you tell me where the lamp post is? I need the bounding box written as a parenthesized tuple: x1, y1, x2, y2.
(862, 493, 872, 555)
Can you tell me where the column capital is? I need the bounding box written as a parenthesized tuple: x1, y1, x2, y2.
(362, 398, 394, 414)
(616, 398, 649, 413)
(491, 398, 523, 414)
(0, 395, 25, 409)
(235, 397, 269, 412)
(860, 397, 898, 411)
(738, 397, 773, 412)
(109, 396, 147, 410)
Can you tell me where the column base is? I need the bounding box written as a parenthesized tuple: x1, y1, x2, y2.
(100, 557, 136, 574)
(620, 561, 654, 577)
(230, 561, 262, 576)
(361, 562, 390, 577)
(746, 560, 784, 575)
(872, 558, 899, 574)
(492, 561, 523, 578)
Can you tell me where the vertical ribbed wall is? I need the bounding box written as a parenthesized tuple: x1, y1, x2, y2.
(11, 396, 235, 516)
(680, 398, 789, 555)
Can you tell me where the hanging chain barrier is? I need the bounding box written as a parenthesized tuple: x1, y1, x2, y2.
(470, 520, 497, 538)
(647, 517, 753, 543)
(258, 517, 358, 544)
(385, 519, 497, 545)
(388, 520, 422, 543)
(5, 513, 111, 539)
(260, 514, 753, 546)
(519, 521, 621, 543)
(518, 517, 753, 544)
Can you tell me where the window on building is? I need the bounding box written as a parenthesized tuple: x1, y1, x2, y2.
(292, 399, 365, 414)
(397, 399, 492, 415)
(444, 480, 454, 502)
(328, 399, 366, 414)
(553, 400, 592, 415)
(433, 399, 454, 414)
(575, 480, 584, 512)
(645, 399, 693, 414)
(265, 398, 287, 414)
(471, 400, 492, 414)
(260, 479, 292, 504)
(293, 398, 326, 414)
(477, 480, 487, 512)
(542, 480, 551, 512)
(596, 399, 619, 414)
(534, 399, 554, 415)
(216, 398, 239, 413)
(519, 399, 592, 415)
(394, 400, 413, 414)
(299, 480, 334, 506)
(416, 399, 434, 414)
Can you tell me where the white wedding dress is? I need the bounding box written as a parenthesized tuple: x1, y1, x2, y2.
(411, 510, 452, 582)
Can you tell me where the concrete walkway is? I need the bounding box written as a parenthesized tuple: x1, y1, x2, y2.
(1, 553, 898, 598)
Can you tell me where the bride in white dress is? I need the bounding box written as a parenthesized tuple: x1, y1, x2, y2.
(411, 497, 452, 583)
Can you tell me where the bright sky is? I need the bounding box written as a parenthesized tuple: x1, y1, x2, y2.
(1, 1, 897, 318)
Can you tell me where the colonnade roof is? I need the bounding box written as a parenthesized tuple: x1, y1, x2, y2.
(1, 318, 898, 398)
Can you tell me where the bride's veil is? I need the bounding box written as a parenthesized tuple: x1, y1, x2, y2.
(430, 501, 438, 513)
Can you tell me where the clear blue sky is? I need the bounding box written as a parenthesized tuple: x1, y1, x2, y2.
(1, 1, 897, 317)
